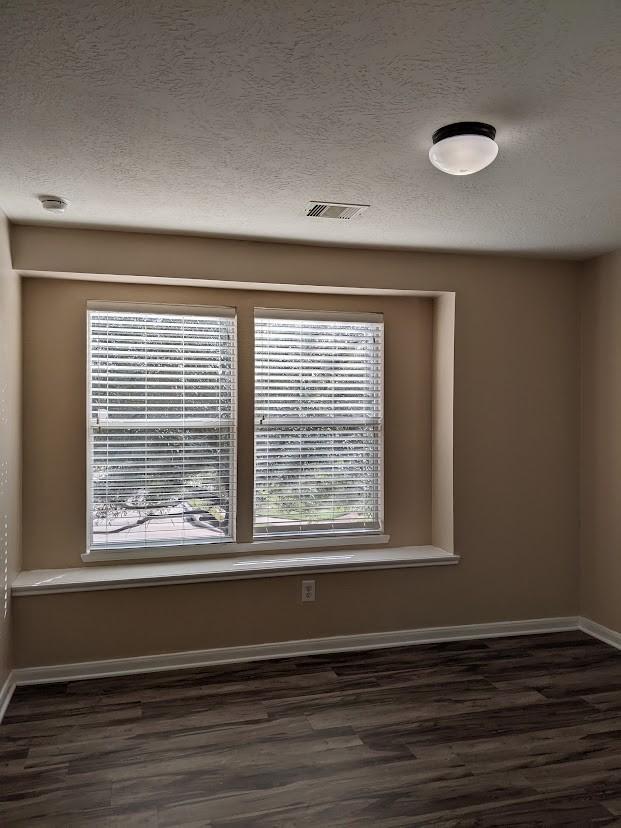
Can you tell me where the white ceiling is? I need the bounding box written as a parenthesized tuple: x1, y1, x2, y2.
(1, 0, 620, 257)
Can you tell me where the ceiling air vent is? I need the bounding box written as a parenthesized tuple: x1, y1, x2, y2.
(305, 201, 369, 220)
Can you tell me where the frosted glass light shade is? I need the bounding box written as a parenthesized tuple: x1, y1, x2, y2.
(429, 133, 498, 176)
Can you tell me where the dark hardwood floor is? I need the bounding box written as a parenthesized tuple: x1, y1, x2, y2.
(2, 631, 621, 826)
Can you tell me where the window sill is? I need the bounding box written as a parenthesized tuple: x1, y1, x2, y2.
(12, 546, 459, 596)
(80, 534, 391, 563)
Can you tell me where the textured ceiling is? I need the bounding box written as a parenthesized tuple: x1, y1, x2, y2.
(1, 0, 620, 256)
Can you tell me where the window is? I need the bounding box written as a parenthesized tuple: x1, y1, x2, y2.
(254, 310, 384, 539)
(88, 304, 237, 551)
(86, 303, 385, 558)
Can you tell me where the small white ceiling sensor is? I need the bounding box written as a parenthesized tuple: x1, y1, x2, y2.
(305, 201, 369, 219)
(429, 122, 498, 175)
(39, 195, 69, 212)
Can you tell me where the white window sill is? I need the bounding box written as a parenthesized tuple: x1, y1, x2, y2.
(12, 546, 459, 596)
(80, 534, 391, 563)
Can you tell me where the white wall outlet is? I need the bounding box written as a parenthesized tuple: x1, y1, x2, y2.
(301, 579, 316, 602)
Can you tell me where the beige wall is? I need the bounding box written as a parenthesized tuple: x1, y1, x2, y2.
(580, 251, 621, 633)
(22, 279, 434, 567)
(0, 213, 20, 686)
(12, 226, 581, 667)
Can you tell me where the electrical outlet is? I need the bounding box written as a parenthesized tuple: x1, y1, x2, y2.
(301, 579, 316, 602)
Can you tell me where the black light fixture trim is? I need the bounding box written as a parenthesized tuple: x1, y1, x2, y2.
(432, 122, 496, 145)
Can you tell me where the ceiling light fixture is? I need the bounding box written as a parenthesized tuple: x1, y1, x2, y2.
(429, 122, 498, 175)
(39, 195, 68, 212)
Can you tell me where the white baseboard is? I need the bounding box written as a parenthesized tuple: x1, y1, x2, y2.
(0, 673, 16, 723)
(11, 616, 578, 688)
(5, 614, 621, 725)
(578, 616, 621, 650)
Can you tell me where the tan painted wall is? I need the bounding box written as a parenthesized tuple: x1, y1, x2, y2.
(0, 213, 20, 686)
(12, 227, 581, 667)
(580, 251, 621, 634)
(21, 279, 434, 567)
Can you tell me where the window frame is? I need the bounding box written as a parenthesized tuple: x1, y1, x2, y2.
(85, 300, 239, 557)
(84, 301, 389, 563)
(252, 307, 385, 541)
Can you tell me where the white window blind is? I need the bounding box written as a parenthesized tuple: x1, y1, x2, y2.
(254, 310, 383, 539)
(88, 305, 237, 552)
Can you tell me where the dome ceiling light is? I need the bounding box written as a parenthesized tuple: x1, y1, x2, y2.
(429, 122, 498, 176)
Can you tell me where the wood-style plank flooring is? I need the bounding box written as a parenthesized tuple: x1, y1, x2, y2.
(2, 631, 621, 826)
